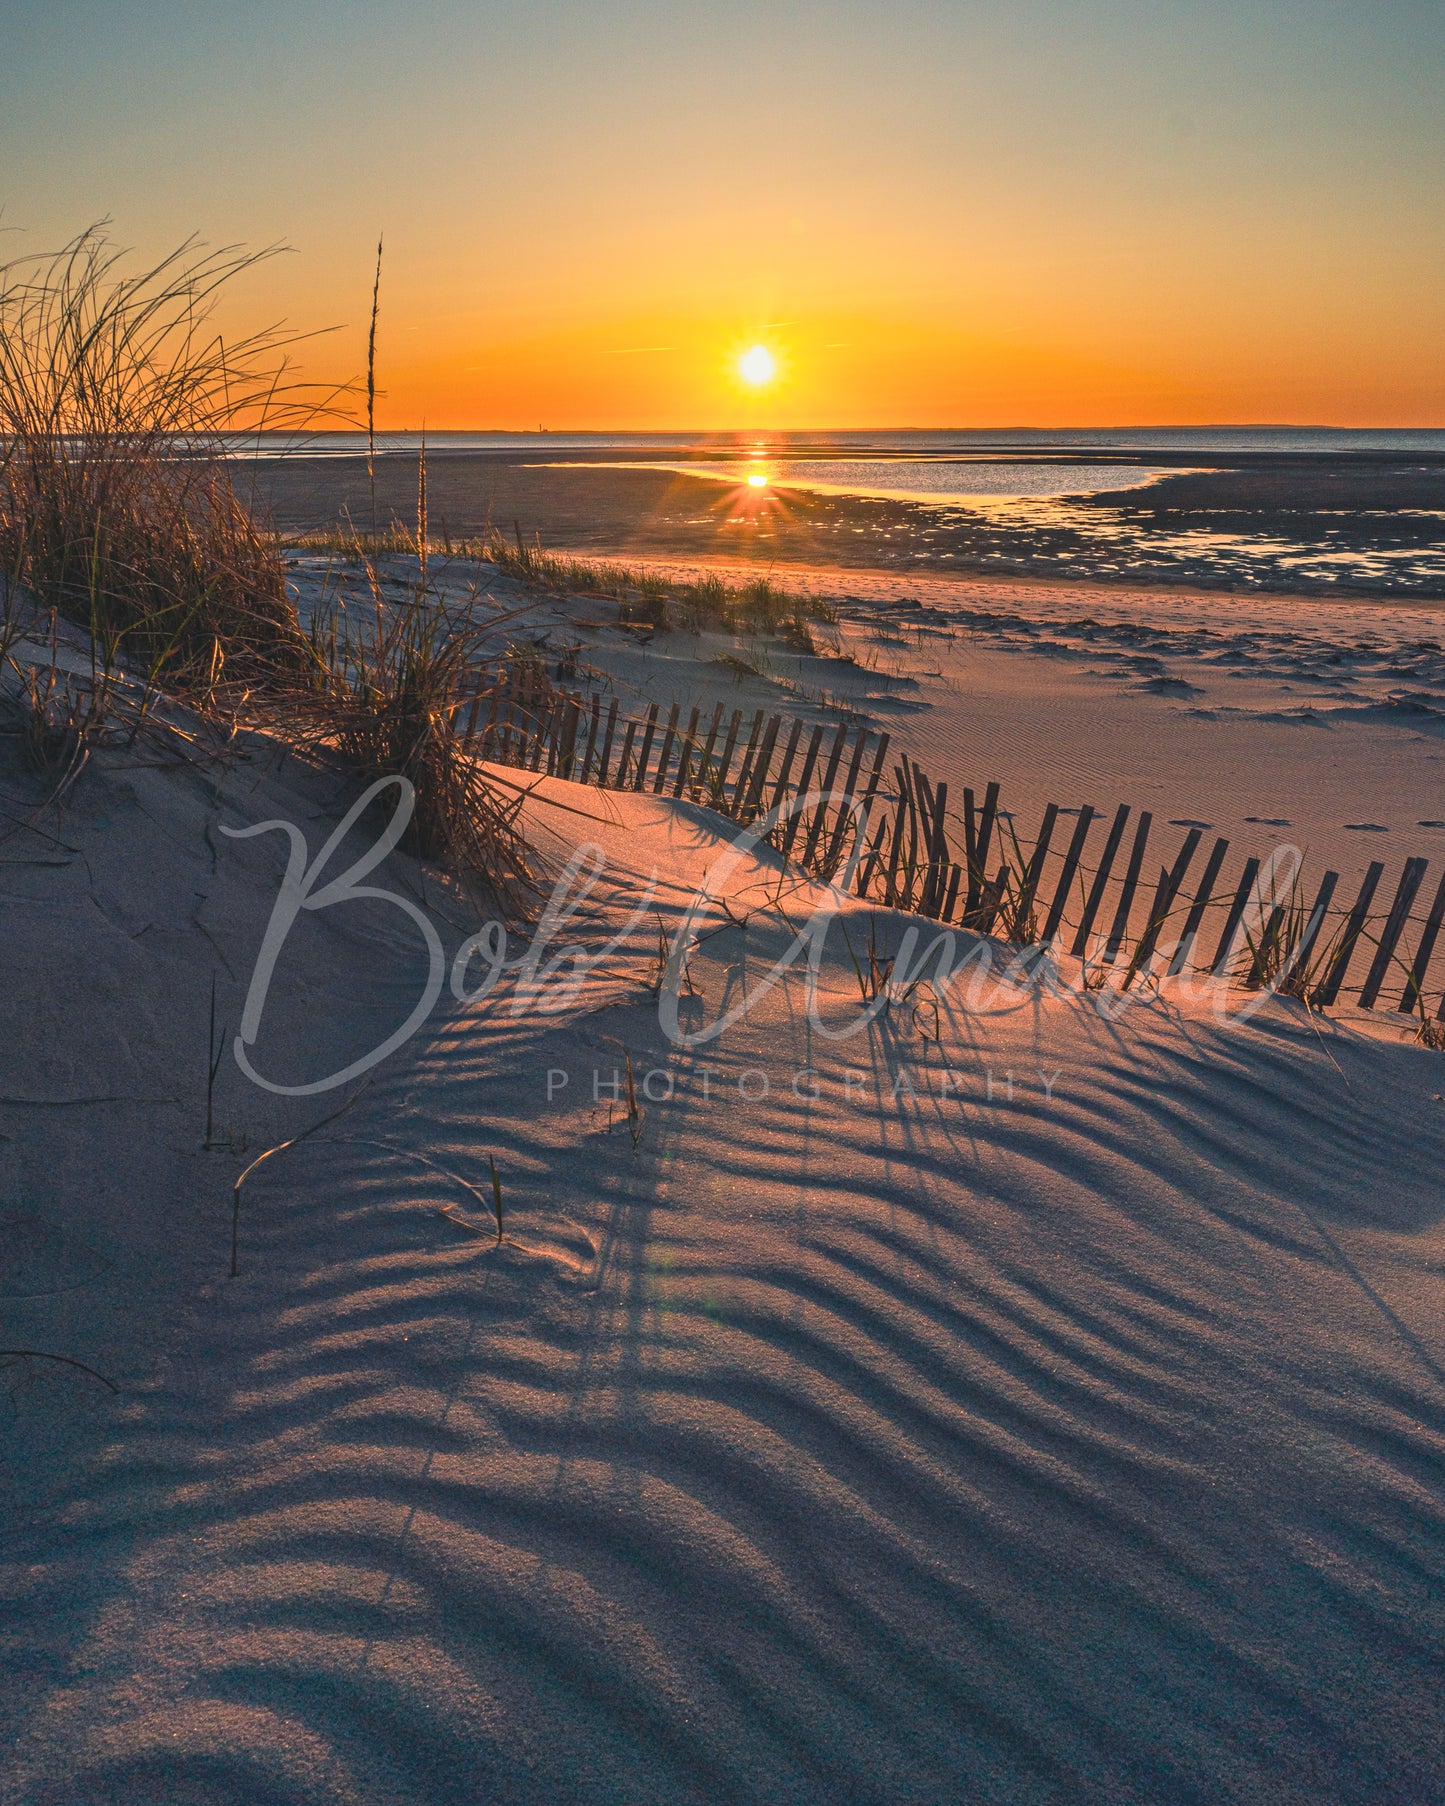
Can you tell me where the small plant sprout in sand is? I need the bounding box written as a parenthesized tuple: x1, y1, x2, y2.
(202, 975, 246, 1155)
(229, 1089, 363, 1278)
(0, 1349, 118, 1397)
(602, 1038, 646, 1151)
(490, 1153, 504, 1244)
(205, 974, 223, 1149)
(647, 911, 699, 1003)
(841, 914, 894, 1006)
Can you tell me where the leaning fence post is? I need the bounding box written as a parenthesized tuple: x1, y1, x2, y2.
(1102, 811, 1153, 965)
(711, 709, 744, 805)
(838, 733, 892, 891)
(1041, 806, 1095, 947)
(1358, 858, 1428, 1009)
(652, 703, 680, 795)
(1209, 856, 1262, 978)
(1167, 836, 1230, 976)
(768, 717, 804, 819)
(1010, 804, 1059, 942)
(1125, 827, 1201, 984)
(673, 706, 701, 799)
(820, 730, 873, 875)
(1070, 803, 1130, 959)
(1312, 860, 1385, 1006)
(1398, 868, 1445, 1015)
(742, 714, 784, 819)
(800, 722, 850, 869)
(780, 725, 826, 860)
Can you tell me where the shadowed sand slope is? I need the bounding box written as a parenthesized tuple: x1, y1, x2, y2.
(4, 785, 1445, 1804)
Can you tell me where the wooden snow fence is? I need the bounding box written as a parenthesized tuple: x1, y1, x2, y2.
(450, 668, 1445, 1024)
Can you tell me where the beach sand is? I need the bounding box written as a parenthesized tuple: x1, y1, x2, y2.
(286, 546, 1445, 889)
(2, 558, 1444, 1802)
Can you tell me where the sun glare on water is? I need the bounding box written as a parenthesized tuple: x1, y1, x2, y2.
(739, 345, 776, 386)
(747, 472, 768, 487)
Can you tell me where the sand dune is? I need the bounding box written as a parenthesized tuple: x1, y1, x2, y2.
(5, 767, 1444, 1803)
(315, 548, 1443, 885)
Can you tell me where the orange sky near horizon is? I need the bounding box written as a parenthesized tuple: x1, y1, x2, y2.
(4, 0, 1443, 431)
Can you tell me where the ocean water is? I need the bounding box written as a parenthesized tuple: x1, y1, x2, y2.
(245, 426, 1445, 459)
(540, 458, 1184, 503)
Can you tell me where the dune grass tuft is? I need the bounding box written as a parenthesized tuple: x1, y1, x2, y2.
(282, 563, 539, 905)
(0, 225, 540, 915)
(474, 531, 834, 637)
(0, 225, 323, 693)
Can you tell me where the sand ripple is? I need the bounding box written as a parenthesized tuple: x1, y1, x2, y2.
(5, 992, 1445, 1804)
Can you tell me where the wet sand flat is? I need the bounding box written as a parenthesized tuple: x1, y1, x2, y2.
(251, 449, 1445, 599)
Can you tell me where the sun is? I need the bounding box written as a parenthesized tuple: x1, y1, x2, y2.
(738, 344, 776, 386)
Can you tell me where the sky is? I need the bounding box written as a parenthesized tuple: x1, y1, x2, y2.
(1, 0, 1442, 429)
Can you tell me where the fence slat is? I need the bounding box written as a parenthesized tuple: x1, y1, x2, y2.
(581, 693, 601, 782)
(840, 733, 892, 889)
(1103, 811, 1153, 963)
(923, 778, 950, 917)
(1010, 804, 1059, 941)
(820, 729, 872, 873)
(528, 693, 556, 772)
(651, 703, 680, 794)
(912, 765, 945, 915)
(473, 684, 500, 760)
(673, 706, 701, 799)
(560, 695, 582, 779)
(977, 863, 1010, 935)
(1166, 836, 1230, 975)
(963, 782, 1001, 924)
(730, 710, 766, 810)
(1244, 903, 1287, 989)
(1209, 856, 1261, 976)
(615, 717, 638, 789)
(1359, 858, 1429, 1009)
(1313, 860, 1385, 1006)
(1129, 827, 1201, 978)
(801, 723, 851, 868)
(942, 861, 965, 921)
(1070, 804, 1130, 959)
(780, 724, 826, 859)
(594, 696, 619, 784)
(631, 703, 660, 790)
(854, 811, 892, 899)
(461, 675, 487, 742)
(544, 696, 560, 776)
(712, 709, 744, 802)
(1290, 870, 1340, 986)
(1041, 806, 1094, 946)
(768, 718, 804, 818)
(894, 760, 922, 908)
(695, 701, 725, 797)
(1398, 867, 1445, 1014)
(883, 786, 909, 908)
(742, 714, 784, 818)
